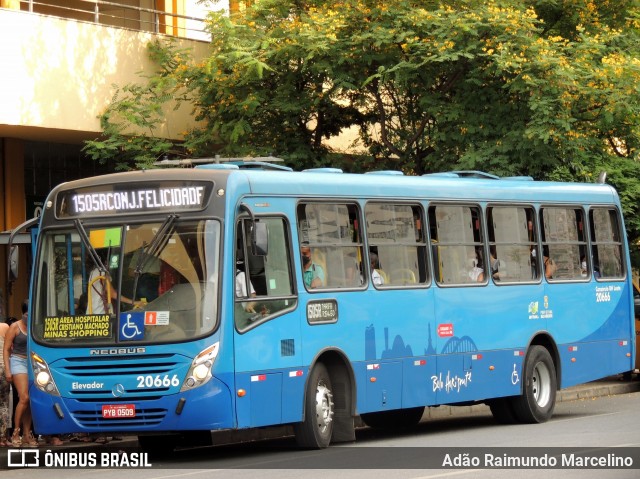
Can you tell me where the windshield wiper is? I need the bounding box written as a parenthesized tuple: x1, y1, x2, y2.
(74, 219, 109, 276)
(131, 214, 178, 302)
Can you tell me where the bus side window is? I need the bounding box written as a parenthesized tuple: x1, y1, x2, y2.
(589, 208, 624, 280)
(487, 206, 537, 283)
(297, 203, 364, 289)
(429, 204, 485, 286)
(540, 207, 587, 281)
(365, 203, 427, 288)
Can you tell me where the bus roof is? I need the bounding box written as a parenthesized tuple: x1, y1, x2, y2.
(233, 168, 619, 205)
(49, 166, 620, 208)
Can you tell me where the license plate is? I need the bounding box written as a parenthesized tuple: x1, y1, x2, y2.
(102, 404, 136, 418)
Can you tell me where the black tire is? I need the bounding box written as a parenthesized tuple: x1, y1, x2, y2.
(487, 397, 518, 424)
(294, 363, 335, 449)
(512, 346, 557, 423)
(294, 363, 334, 448)
(360, 406, 425, 430)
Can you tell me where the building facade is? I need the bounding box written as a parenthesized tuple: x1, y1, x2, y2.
(0, 0, 220, 317)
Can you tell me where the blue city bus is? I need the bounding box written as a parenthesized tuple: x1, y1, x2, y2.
(22, 161, 635, 450)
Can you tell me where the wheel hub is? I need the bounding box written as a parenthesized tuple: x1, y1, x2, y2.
(315, 381, 334, 434)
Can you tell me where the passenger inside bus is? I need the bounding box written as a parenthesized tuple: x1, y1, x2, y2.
(87, 249, 141, 314)
(370, 252, 386, 286)
(543, 246, 557, 279)
(236, 257, 257, 313)
(467, 248, 485, 282)
(490, 248, 501, 280)
(301, 246, 325, 288)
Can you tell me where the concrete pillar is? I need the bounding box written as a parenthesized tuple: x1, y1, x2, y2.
(2, 138, 28, 319)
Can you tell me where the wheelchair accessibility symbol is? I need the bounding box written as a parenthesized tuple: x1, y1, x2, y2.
(120, 312, 144, 341)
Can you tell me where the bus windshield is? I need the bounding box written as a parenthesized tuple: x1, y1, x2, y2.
(32, 219, 220, 345)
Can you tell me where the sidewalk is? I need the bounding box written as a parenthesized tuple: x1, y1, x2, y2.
(52, 373, 640, 449)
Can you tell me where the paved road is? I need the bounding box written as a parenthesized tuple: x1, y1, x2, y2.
(1, 376, 638, 478)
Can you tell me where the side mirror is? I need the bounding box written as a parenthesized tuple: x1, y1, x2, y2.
(251, 221, 268, 256)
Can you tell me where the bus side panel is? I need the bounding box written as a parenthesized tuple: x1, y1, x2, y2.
(547, 281, 634, 388)
(233, 311, 304, 428)
(401, 355, 436, 408)
(558, 340, 632, 388)
(299, 289, 435, 415)
(364, 361, 402, 411)
(432, 284, 542, 403)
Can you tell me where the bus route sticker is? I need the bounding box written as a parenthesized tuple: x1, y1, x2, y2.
(438, 323, 454, 337)
(43, 314, 112, 341)
(144, 311, 170, 326)
(307, 299, 338, 324)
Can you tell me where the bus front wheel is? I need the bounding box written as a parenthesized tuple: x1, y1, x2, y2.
(512, 345, 557, 423)
(294, 363, 334, 448)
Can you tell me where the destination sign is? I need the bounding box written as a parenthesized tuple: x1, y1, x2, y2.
(56, 181, 213, 218)
(43, 314, 113, 341)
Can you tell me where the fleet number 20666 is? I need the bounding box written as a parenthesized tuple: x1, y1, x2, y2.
(137, 374, 180, 388)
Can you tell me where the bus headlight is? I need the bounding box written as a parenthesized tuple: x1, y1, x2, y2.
(181, 342, 219, 392)
(31, 352, 60, 396)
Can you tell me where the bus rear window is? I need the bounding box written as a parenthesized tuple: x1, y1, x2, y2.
(590, 208, 624, 280)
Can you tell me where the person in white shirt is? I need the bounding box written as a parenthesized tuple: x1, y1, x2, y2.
(235, 261, 257, 312)
(467, 249, 485, 282)
(370, 252, 385, 286)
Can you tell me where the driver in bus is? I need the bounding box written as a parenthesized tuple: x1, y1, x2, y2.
(235, 258, 257, 313)
(87, 250, 143, 314)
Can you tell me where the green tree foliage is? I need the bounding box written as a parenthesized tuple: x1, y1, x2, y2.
(84, 0, 640, 245)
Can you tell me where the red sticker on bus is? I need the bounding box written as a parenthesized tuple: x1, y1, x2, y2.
(102, 404, 136, 419)
(438, 324, 454, 337)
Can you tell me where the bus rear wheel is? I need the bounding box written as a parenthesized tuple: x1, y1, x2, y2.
(294, 363, 334, 448)
(512, 345, 557, 423)
(360, 406, 425, 430)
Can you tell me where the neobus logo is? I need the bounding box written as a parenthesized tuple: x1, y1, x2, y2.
(90, 347, 147, 356)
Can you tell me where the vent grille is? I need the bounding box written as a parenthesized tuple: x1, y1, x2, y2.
(54, 354, 188, 399)
(281, 339, 295, 357)
(60, 354, 180, 377)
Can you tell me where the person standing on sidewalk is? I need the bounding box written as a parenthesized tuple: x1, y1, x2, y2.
(3, 300, 38, 447)
(0, 318, 10, 446)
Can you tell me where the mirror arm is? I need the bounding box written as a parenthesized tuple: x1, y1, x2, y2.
(6, 216, 40, 295)
(240, 203, 258, 247)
